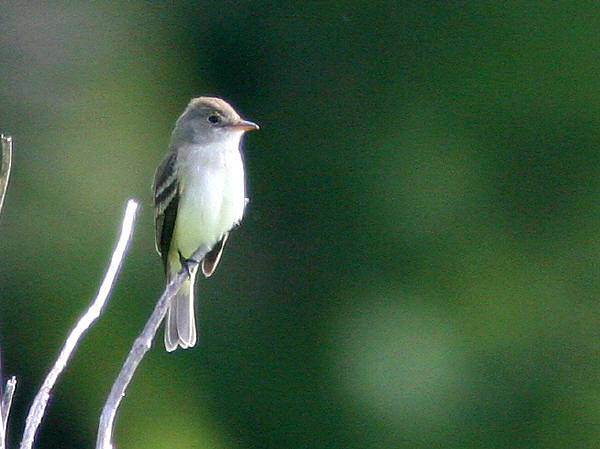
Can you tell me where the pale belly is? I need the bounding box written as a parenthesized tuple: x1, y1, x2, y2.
(170, 149, 246, 261)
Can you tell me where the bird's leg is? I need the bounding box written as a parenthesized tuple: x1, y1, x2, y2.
(178, 250, 200, 279)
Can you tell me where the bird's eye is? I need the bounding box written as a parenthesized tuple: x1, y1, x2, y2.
(208, 114, 221, 124)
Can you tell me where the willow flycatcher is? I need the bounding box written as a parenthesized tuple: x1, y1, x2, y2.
(153, 97, 258, 351)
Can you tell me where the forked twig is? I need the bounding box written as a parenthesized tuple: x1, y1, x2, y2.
(19, 199, 140, 449)
(96, 245, 211, 449)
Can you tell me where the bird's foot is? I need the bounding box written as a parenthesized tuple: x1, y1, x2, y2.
(178, 250, 200, 279)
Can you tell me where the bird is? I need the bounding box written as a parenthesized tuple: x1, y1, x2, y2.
(153, 96, 258, 351)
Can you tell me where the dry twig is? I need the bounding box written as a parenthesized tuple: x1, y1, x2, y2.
(0, 134, 15, 449)
(0, 135, 13, 217)
(19, 199, 140, 449)
(0, 377, 17, 449)
(96, 244, 211, 449)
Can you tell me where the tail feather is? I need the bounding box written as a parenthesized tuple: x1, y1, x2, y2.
(164, 271, 197, 352)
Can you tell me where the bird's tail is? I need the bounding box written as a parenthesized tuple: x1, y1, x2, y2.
(164, 269, 197, 352)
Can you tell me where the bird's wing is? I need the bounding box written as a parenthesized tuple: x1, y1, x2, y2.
(153, 150, 179, 272)
(201, 232, 229, 277)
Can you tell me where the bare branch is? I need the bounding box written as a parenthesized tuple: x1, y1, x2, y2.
(96, 244, 211, 449)
(0, 135, 13, 217)
(0, 134, 15, 449)
(19, 199, 140, 449)
(1, 377, 16, 428)
(0, 377, 17, 449)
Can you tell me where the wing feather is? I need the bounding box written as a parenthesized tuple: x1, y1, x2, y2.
(153, 151, 179, 272)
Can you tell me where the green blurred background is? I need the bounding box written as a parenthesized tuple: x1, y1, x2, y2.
(1, 1, 600, 448)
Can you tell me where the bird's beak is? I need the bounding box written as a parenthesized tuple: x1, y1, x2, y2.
(229, 119, 259, 131)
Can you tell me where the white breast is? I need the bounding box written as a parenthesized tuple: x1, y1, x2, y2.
(172, 134, 246, 258)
